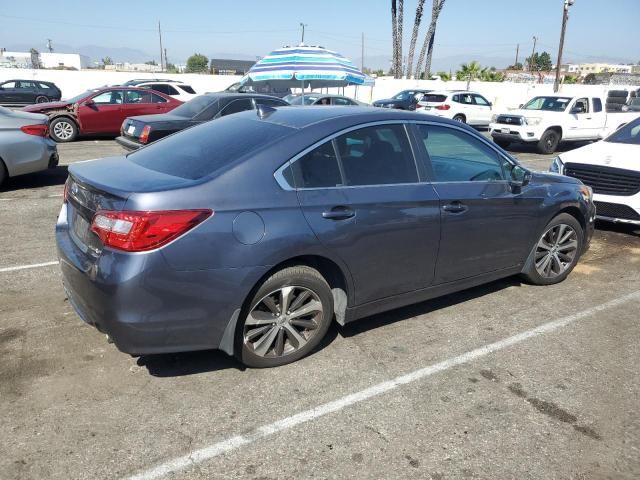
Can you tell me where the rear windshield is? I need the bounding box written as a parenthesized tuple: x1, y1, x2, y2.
(128, 116, 293, 180)
(170, 95, 220, 118)
(421, 94, 447, 103)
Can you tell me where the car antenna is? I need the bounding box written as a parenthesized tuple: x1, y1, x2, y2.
(256, 104, 277, 119)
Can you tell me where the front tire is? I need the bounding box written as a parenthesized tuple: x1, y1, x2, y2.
(521, 213, 583, 285)
(50, 117, 78, 142)
(238, 266, 334, 368)
(537, 129, 560, 154)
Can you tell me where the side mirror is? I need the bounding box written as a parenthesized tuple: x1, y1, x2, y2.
(488, 102, 493, 107)
(571, 105, 585, 114)
(509, 164, 532, 190)
(518, 104, 523, 108)
(84, 99, 95, 106)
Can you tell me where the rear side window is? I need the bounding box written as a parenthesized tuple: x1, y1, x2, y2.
(335, 124, 418, 186)
(422, 94, 447, 103)
(38, 82, 53, 90)
(416, 124, 505, 182)
(291, 141, 343, 188)
(220, 99, 254, 116)
(129, 117, 293, 180)
(592, 98, 603, 112)
(177, 85, 196, 94)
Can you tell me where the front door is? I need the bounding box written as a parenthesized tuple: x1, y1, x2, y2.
(472, 94, 493, 125)
(413, 123, 543, 284)
(292, 123, 441, 305)
(77, 90, 124, 134)
(565, 97, 592, 139)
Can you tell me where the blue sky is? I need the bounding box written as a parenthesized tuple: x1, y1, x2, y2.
(1, 0, 638, 68)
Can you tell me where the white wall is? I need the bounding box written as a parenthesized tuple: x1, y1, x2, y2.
(0, 68, 635, 112)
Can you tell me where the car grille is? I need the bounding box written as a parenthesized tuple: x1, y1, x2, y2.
(495, 115, 524, 125)
(594, 201, 640, 221)
(564, 163, 640, 196)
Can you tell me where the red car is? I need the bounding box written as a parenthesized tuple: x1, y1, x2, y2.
(22, 87, 182, 142)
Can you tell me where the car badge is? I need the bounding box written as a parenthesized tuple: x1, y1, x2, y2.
(604, 156, 612, 165)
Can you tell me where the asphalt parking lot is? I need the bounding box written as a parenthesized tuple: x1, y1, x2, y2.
(1, 138, 639, 480)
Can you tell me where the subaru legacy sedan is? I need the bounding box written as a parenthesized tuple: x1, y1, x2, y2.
(57, 107, 595, 368)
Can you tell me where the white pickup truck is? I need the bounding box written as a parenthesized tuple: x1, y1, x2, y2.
(489, 95, 640, 154)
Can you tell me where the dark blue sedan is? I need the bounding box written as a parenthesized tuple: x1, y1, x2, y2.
(56, 106, 595, 367)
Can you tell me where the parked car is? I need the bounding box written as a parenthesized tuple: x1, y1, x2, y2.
(0, 106, 58, 187)
(225, 82, 292, 98)
(624, 97, 640, 112)
(121, 79, 197, 102)
(489, 95, 640, 154)
(283, 93, 364, 106)
(116, 93, 288, 151)
(57, 107, 595, 368)
(551, 115, 640, 225)
(417, 90, 493, 126)
(22, 87, 182, 142)
(0, 79, 62, 106)
(372, 89, 432, 110)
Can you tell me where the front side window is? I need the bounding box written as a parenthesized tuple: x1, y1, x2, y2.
(473, 95, 490, 106)
(91, 91, 123, 104)
(574, 97, 589, 113)
(335, 124, 418, 186)
(416, 124, 505, 182)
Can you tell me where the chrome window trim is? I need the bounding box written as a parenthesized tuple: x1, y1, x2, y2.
(274, 120, 422, 191)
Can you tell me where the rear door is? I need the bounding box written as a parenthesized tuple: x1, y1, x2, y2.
(77, 90, 124, 134)
(122, 90, 169, 120)
(413, 123, 543, 284)
(289, 122, 441, 305)
(16, 80, 38, 103)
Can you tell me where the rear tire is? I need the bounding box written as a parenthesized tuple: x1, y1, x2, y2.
(521, 213, 583, 285)
(35, 95, 49, 104)
(453, 114, 466, 123)
(238, 266, 334, 368)
(537, 129, 560, 154)
(50, 117, 78, 142)
(0, 158, 7, 187)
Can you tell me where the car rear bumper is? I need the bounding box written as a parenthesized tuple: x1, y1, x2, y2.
(55, 204, 269, 355)
(115, 135, 142, 151)
(4, 136, 58, 177)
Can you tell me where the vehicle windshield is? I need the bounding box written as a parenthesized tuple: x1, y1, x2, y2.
(522, 96, 572, 112)
(392, 91, 415, 100)
(605, 117, 640, 145)
(64, 90, 98, 103)
(286, 95, 320, 105)
(171, 95, 220, 118)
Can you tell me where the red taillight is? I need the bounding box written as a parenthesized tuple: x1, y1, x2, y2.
(20, 124, 49, 136)
(435, 104, 450, 110)
(90, 209, 213, 252)
(415, 104, 423, 109)
(139, 125, 152, 144)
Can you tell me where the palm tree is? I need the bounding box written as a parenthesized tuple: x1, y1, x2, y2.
(414, 0, 446, 78)
(391, 0, 399, 78)
(456, 61, 482, 89)
(397, 0, 404, 78)
(405, 0, 426, 79)
(435, 71, 451, 81)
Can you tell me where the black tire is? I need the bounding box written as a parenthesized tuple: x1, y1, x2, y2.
(49, 117, 78, 142)
(453, 114, 466, 123)
(536, 129, 561, 154)
(521, 213, 584, 285)
(35, 95, 49, 104)
(493, 138, 511, 149)
(0, 158, 7, 187)
(607, 90, 628, 98)
(238, 266, 334, 368)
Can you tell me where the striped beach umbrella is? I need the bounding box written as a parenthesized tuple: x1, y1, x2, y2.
(240, 45, 367, 89)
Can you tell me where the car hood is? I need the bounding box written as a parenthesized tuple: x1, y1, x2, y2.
(558, 140, 640, 172)
(373, 99, 398, 105)
(22, 101, 72, 113)
(531, 170, 582, 186)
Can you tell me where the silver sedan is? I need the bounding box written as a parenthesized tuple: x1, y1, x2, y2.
(0, 106, 58, 186)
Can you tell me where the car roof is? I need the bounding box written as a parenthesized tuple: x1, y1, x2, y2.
(231, 105, 471, 130)
(203, 92, 286, 100)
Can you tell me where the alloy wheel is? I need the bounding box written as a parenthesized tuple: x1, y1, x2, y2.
(53, 121, 74, 140)
(534, 223, 578, 279)
(243, 286, 323, 358)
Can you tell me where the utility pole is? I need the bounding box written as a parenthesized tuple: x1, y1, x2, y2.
(361, 32, 365, 71)
(47, 39, 53, 53)
(514, 43, 519, 69)
(158, 20, 164, 72)
(554, 0, 575, 92)
(529, 36, 537, 72)
(164, 48, 168, 70)
(299, 23, 308, 44)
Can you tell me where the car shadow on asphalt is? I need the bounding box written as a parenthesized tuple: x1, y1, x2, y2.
(595, 220, 640, 237)
(504, 140, 591, 155)
(339, 276, 523, 338)
(0, 165, 68, 192)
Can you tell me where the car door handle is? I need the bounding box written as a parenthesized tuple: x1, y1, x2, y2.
(442, 201, 468, 214)
(322, 206, 355, 220)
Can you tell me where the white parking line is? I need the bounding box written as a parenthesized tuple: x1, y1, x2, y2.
(0, 261, 59, 273)
(0, 194, 63, 201)
(123, 289, 640, 480)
